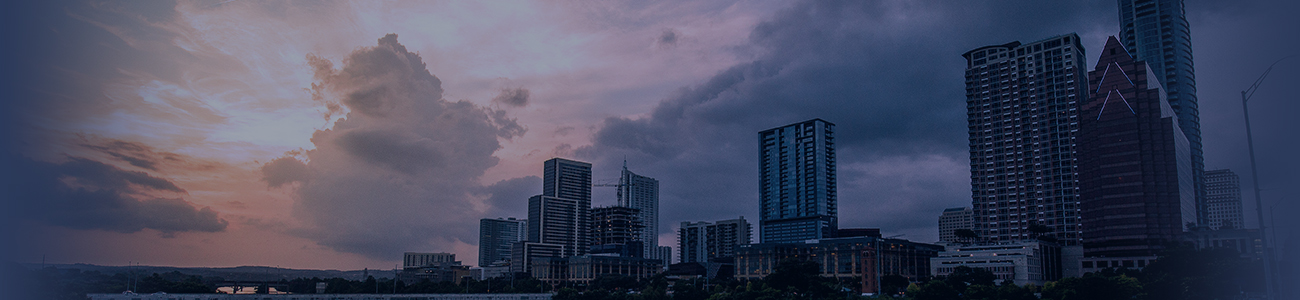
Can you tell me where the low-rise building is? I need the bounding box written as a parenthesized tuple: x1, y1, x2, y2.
(1183, 227, 1264, 259)
(531, 255, 663, 284)
(398, 261, 475, 284)
(930, 240, 1062, 286)
(405, 252, 457, 269)
(735, 237, 942, 294)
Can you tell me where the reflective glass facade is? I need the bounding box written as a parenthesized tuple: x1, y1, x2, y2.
(758, 119, 836, 243)
(1119, 0, 1205, 226)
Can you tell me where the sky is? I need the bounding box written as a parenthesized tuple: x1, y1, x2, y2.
(2, 0, 1298, 271)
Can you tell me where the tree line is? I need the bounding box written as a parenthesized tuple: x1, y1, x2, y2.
(5, 245, 1261, 300)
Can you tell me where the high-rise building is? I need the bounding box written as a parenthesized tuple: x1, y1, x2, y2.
(529, 158, 592, 257)
(1078, 36, 1193, 258)
(616, 162, 661, 260)
(528, 195, 588, 257)
(517, 158, 593, 274)
(591, 206, 645, 258)
(592, 206, 644, 245)
(1205, 169, 1244, 229)
(479, 218, 527, 267)
(1118, 0, 1205, 226)
(758, 119, 837, 243)
(654, 246, 673, 267)
(679, 221, 709, 264)
(938, 207, 974, 243)
(962, 34, 1088, 245)
(679, 217, 753, 264)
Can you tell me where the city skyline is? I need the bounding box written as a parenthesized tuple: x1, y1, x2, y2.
(3, 0, 1297, 272)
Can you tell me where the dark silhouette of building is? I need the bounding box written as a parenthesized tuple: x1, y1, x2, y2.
(962, 34, 1089, 245)
(1078, 36, 1193, 259)
(758, 119, 837, 243)
(591, 206, 645, 258)
(836, 228, 881, 238)
(592, 206, 644, 246)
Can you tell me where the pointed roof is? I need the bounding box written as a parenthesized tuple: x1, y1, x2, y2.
(1094, 36, 1134, 70)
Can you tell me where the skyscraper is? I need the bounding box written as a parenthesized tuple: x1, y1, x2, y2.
(1118, 0, 1205, 226)
(962, 34, 1088, 245)
(758, 119, 837, 243)
(1078, 36, 1193, 258)
(517, 157, 593, 274)
(938, 207, 974, 243)
(479, 217, 526, 267)
(616, 162, 661, 260)
(1205, 169, 1244, 229)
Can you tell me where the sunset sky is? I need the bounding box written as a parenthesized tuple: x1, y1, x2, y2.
(3, 0, 1297, 271)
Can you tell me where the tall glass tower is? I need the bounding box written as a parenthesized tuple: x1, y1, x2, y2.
(1119, 0, 1205, 226)
(616, 162, 661, 260)
(758, 119, 836, 243)
(479, 217, 526, 267)
(962, 34, 1088, 245)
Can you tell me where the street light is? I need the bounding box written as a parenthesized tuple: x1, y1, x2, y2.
(1240, 55, 1293, 300)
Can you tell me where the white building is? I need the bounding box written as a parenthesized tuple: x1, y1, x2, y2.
(1205, 169, 1245, 229)
(930, 240, 1062, 286)
(938, 207, 973, 243)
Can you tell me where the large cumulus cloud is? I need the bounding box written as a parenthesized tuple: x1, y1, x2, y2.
(264, 34, 527, 259)
(578, 1, 1116, 241)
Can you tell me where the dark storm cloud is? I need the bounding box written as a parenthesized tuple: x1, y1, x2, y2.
(656, 29, 680, 49)
(264, 34, 527, 259)
(581, 1, 1116, 240)
(477, 176, 542, 219)
(492, 87, 531, 107)
(5, 156, 226, 234)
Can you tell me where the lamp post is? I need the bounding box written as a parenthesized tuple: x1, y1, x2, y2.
(1240, 55, 1293, 300)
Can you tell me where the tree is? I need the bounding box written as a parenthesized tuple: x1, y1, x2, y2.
(763, 259, 838, 299)
(944, 266, 996, 289)
(954, 229, 979, 243)
(909, 280, 959, 300)
(879, 274, 909, 296)
(1028, 224, 1052, 237)
(1040, 272, 1143, 300)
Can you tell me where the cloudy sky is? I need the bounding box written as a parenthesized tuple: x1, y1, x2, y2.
(2, 0, 1297, 270)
